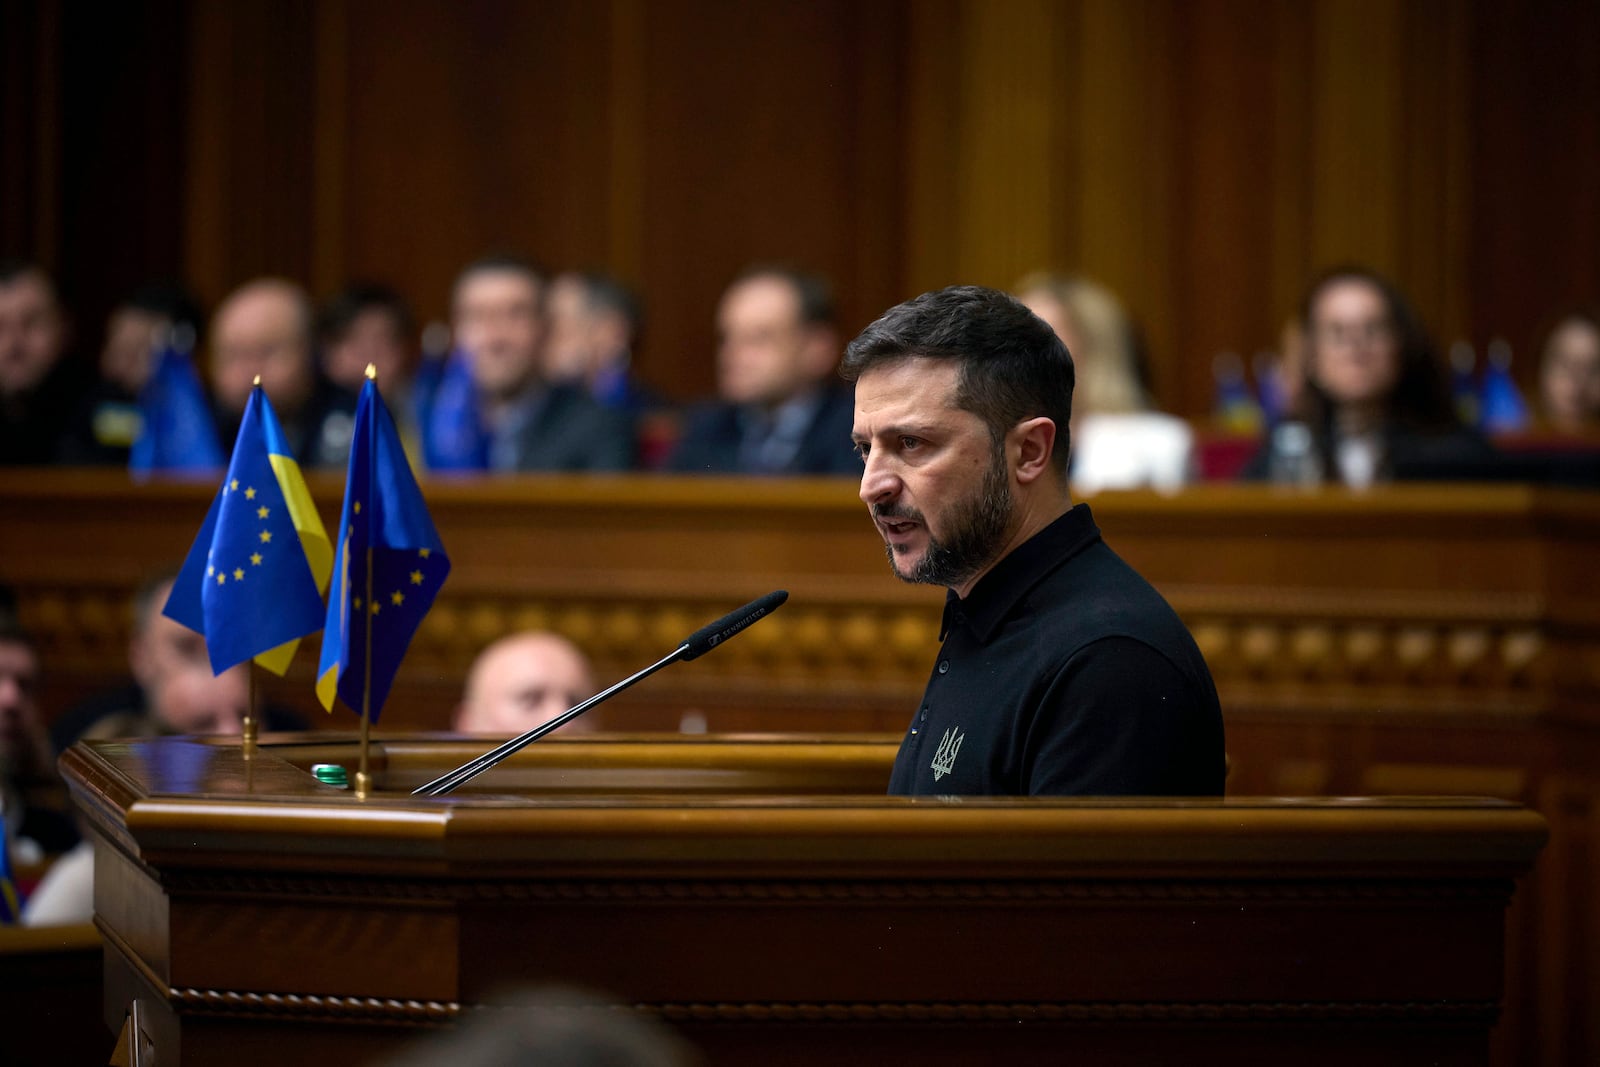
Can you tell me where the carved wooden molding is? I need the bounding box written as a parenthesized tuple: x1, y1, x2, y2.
(164, 988, 1500, 1026)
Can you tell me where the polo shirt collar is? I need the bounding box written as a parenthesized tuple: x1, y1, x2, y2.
(939, 503, 1102, 642)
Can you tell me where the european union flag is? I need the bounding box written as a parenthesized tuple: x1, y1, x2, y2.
(317, 376, 450, 721)
(129, 343, 226, 479)
(421, 347, 489, 471)
(164, 385, 333, 675)
(1479, 339, 1530, 433)
(0, 814, 19, 923)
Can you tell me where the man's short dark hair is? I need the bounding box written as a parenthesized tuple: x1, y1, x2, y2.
(842, 285, 1075, 475)
(570, 270, 643, 337)
(319, 282, 416, 345)
(453, 254, 547, 306)
(731, 264, 835, 328)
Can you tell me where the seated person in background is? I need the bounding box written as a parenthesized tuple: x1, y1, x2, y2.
(0, 259, 90, 465)
(1537, 308, 1600, 433)
(545, 270, 673, 468)
(1241, 265, 1494, 487)
(50, 569, 305, 753)
(1, 612, 78, 862)
(1014, 272, 1192, 492)
(210, 277, 357, 468)
(846, 285, 1224, 796)
(319, 282, 420, 449)
(668, 265, 859, 475)
(62, 281, 204, 464)
(434, 256, 634, 472)
(454, 631, 597, 736)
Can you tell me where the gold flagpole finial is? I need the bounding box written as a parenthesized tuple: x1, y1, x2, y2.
(253, 374, 262, 387)
(365, 363, 377, 380)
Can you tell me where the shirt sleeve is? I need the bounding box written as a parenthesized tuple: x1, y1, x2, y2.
(1021, 635, 1207, 796)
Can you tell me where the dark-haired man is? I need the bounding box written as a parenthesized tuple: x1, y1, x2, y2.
(441, 257, 633, 471)
(0, 260, 87, 465)
(845, 285, 1223, 796)
(669, 266, 858, 475)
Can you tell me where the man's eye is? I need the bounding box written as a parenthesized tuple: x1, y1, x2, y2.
(900, 436, 920, 450)
(853, 442, 869, 460)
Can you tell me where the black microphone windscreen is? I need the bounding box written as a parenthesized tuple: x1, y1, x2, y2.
(679, 590, 788, 661)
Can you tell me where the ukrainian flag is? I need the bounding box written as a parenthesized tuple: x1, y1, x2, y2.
(164, 385, 332, 674)
(317, 375, 449, 720)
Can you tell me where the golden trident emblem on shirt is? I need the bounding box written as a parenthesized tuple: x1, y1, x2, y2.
(931, 726, 964, 781)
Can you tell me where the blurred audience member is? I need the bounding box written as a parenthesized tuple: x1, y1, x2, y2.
(319, 282, 421, 450)
(0, 260, 88, 465)
(210, 277, 357, 468)
(1014, 272, 1192, 492)
(1242, 265, 1494, 487)
(63, 281, 204, 464)
(382, 985, 700, 1067)
(455, 632, 597, 736)
(668, 265, 857, 475)
(49, 569, 304, 753)
(545, 271, 659, 415)
(1538, 308, 1600, 433)
(435, 256, 633, 471)
(0, 612, 78, 863)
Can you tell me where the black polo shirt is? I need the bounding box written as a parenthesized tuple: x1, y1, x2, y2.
(887, 503, 1225, 797)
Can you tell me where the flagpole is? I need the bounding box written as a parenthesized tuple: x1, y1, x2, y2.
(355, 364, 378, 799)
(244, 661, 258, 753)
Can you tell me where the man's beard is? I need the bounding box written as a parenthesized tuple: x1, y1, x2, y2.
(876, 445, 1014, 589)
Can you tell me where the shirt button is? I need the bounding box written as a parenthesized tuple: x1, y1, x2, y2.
(938, 660, 950, 674)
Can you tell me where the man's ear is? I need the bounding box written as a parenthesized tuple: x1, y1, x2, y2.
(1011, 417, 1057, 484)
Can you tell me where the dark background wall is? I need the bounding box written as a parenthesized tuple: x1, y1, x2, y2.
(4, 0, 1598, 413)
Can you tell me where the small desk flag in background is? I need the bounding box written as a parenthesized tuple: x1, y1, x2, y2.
(129, 342, 226, 479)
(163, 385, 333, 674)
(0, 814, 19, 923)
(421, 347, 489, 471)
(317, 376, 450, 721)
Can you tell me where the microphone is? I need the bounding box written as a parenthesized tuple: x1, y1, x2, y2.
(411, 590, 789, 796)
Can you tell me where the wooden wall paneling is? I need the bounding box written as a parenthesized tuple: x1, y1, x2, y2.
(1399, 0, 1473, 345)
(902, 0, 964, 295)
(606, 0, 647, 290)
(1074, 0, 1182, 410)
(309, 1, 349, 299)
(337, 1, 614, 328)
(1468, 0, 1600, 377)
(1307, 0, 1405, 274)
(1267, 4, 1316, 346)
(1170, 0, 1298, 413)
(631, 1, 908, 399)
(182, 0, 319, 307)
(0, 1, 61, 266)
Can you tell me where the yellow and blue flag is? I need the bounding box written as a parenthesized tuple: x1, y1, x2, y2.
(317, 376, 449, 720)
(1, 815, 20, 923)
(164, 385, 333, 674)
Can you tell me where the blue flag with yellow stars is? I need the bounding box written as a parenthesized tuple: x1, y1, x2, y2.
(316, 375, 450, 720)
(0, 814, 20, 923)
(164, 385, 333, 675)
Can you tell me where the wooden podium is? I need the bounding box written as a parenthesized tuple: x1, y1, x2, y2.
(63, 734, 1545, 1067)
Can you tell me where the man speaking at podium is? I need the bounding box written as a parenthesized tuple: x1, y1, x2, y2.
(846, 286, 1224, 797)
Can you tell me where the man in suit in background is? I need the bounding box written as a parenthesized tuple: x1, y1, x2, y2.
(668, 265, 859, 476)
(210, 277, 357, 468)
(454, 631, 597, 736)
(445, 257, 633, 472)
(0, 260, 88, 465)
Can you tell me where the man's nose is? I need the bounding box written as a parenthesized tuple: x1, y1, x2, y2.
(859, 453, 899, 506)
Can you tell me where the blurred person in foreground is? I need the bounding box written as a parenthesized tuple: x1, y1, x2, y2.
(454, 631, 598, 736)
(1537, 308, 1600, 434)
(210, 277, 357, 468)
(1241, 265, 1495, 487)
(49, 568, 305, 754)
(434, 256, 633, 472)
(0, 613, 78, 865)
(0, 259, 88, 465)
(668, 265, 859, 475)
(846, 285, 1223, 796)
(1014, 272, 1192, 492)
